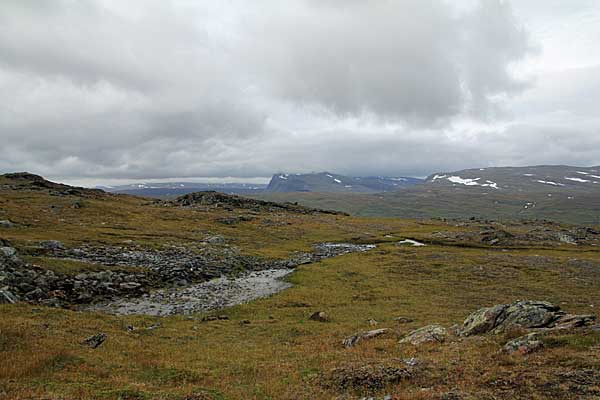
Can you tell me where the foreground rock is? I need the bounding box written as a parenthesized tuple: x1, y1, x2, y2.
(343, 328, 389, 348)
(460, 300, 596, 336)
(399, 324, 447, 345)
(503, 333, 544, 354)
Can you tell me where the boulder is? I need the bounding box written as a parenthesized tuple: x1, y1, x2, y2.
(81, 333, 107, 349)
(343, 328, 389, 348)
(503, 333, 544, 354)
(459, 300, 584, 336)
(460, 304, 508, 336)
(399, 324, 447, 345)
(309, 311, 330, 322)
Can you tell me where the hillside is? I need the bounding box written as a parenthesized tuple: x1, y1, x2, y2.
(253, 165, 600, 225)
(103, 182, 267, 198)
(1, 172, 599, 399)
(266, 172, 423, 193)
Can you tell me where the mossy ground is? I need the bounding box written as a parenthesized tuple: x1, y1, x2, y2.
(1, 187, 599, 399)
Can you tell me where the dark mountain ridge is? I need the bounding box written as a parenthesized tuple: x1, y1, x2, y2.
(266, 172, 423, 193)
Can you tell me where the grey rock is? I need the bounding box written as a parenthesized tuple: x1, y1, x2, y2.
(0, 246, 19, 261)
(0, 220, 15, 228)
(552, 313, 596, 330)
(343, 328, 389, 348)
(503, 332, 544, 354)
(0, 287, 19, 304)
(400, 324, 447, 345)
(81, 333, 107, 349)
(119, 282, 142, 290)
(309, 311, 330, 322)
(461, 300, 595, 336)
(460, 303, 509, 336)
(39, 240, 65, 250)
(394, 316, 413, 324)
(205, 235, 225, 245)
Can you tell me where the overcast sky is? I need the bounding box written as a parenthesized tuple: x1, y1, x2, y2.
(1, 0, 599, 185)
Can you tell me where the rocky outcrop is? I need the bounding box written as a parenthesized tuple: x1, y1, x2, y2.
(1, 240, 151, 306)
(169, 191, 348, 215)
(1, 172, 106, 198)
(2, 240, 375, 310)
(460, 300, 596, 336)
(399, 324, 447, 345)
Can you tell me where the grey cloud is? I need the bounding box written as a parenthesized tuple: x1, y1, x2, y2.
(0, 0, 596, 182)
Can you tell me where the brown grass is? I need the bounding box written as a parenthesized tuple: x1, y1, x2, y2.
(0, 186, 599, 399)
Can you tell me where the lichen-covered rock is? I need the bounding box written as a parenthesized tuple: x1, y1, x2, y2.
(460, 304, 508, 336)
(461, 300, 566, 336)
(503, 333, 544, 354)
(497, 300, 562, 332)
(399, 324, 447, 345)
(552, 313, 596, 330)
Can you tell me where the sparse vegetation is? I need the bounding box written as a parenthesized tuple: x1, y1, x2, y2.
(1, 174, 599, 399)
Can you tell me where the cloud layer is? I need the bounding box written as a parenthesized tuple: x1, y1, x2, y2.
(0, 0, 598, 182)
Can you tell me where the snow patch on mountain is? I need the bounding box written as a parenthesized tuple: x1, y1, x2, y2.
(565, 177, 590, 183)
(537, 180, 564, 186)
(446, 176, 499, 189)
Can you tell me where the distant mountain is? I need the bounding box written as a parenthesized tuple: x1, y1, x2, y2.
(425, 165, 600, 193)
(252, 166, 600, 225)
(103, 182, 267, 198)
(266, 172, 423, 193)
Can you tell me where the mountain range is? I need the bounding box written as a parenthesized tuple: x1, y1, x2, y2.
(266, 172, 423, 192)
(253, 165, 600, 225)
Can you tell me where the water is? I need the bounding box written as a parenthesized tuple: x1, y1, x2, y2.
(86, 269, 293, 316)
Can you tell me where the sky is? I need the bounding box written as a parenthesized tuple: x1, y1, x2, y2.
(1, 0, 599, 186)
